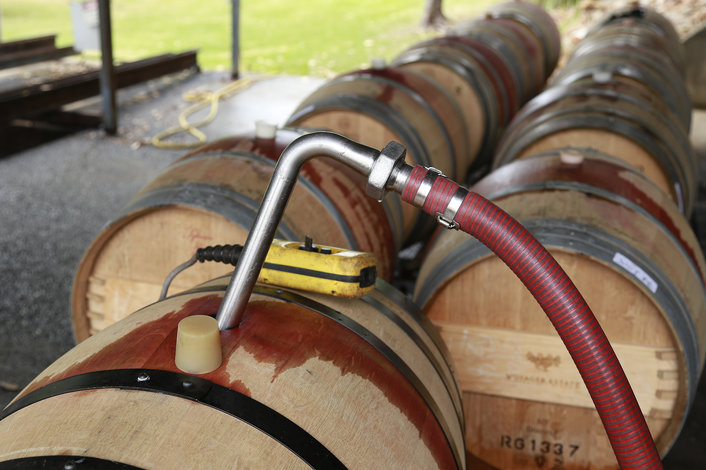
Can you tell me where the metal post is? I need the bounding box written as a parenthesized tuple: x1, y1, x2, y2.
(231, 0, 240, 80)
(97, 0, 117, 135)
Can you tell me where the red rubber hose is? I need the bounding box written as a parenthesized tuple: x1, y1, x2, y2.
(403, 166, 662, 469)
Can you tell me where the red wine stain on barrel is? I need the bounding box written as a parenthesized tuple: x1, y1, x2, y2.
(22, 293, 455, 469)
(21, 295, 223, 395)
(218, 300, 456, 469)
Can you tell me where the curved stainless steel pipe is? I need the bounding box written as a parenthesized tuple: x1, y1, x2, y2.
(215, 131, 405, 330)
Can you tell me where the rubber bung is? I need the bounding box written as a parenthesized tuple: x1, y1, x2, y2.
(560, 149, 585, 165)
(175, 315, 223, 374)
(255, 120, 277, 139)
(592, 70, 613, 83)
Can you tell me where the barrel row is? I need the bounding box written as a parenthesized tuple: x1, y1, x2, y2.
(71, 1, 562, 342)
(575, 4, 686, 112)
(62, 3, 561, 468)
(554, 4, 691, 131)
(288, 1, 561, 243)
(493, 4, 696, 216)
(71, 125, 403, 340)
(415, 7, 705, 469)
(290, 0, 562, 190)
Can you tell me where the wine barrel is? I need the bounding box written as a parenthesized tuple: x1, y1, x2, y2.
(587, 4, 684, 71)
(552, 45, 691, 131)
(71, 127, 398, 342)
(389, 1, 560, 173)
(553, 6, 690, 131)
(483, 16, 545, 94)
(181, 125, 405, 255)
(391, 39, 499, 167)
(452, 19, 534, 102)
(414, 149, 706, 469)
(1, 278, 466, 469)
(492, 81, 697, 215)
(484, 0, 561, 77)
(287, 65, 468, 241)
(570, 22, 684, 77)
(396, 35, 522, 128)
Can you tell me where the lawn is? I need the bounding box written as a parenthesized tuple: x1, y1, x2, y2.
(1, 0, 502, 76)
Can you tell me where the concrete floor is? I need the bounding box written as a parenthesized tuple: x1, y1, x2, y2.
(0, 71, 704, 468)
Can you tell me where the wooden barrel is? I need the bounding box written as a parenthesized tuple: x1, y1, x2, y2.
(570, 22, 684, 77)
(552, 44, 692, 131)
(587, 5, 684, 71)
(484, 0, 561, 78)
(553, 6, 690, 132)
(414, 149, 706, 469)
(391, 0, 561, 171)
(71, 127, 398, 342)
(483, 16, 545, 94)
(2, 278, 466, 470)
(492, 81, 697, 215)
(452, 19, 534, 103)
(181, 125, 405, 254)
(287, 66, 468, 241)
(391, 39, 498, 168)
(397, 35, 522, 129)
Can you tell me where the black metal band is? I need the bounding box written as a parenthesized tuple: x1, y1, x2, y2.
(0, 456, 141, 469)
(169, 152, 358, 250)
(0, 455, 140, 470)
(0, 369, 345, 470)
(360, 294, 464, 427)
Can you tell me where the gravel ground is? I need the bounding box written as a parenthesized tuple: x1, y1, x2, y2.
(0, 128, 178, 396)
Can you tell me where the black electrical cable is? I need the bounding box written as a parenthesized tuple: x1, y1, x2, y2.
(159, 244, 244, 300)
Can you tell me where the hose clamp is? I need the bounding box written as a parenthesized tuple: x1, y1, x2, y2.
(413, 167, 445, 208)
(435, 213, 459, 230)
(436, 187, 467, 230)
(366, 141, 407, 201)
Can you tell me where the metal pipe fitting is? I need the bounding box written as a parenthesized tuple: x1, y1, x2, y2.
(215, 131, 405, 330)
(366, 141, 407, 201)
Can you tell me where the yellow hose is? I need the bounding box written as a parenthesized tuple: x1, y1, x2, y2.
(151, 76, 263, 149)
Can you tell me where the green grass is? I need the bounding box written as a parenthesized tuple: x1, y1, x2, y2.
(1, 0, 501, 76)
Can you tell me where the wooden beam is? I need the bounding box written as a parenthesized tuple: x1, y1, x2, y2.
(0, 45, 76, 70)
(0, 51, 199, 123)
(0, 35, 56, 54)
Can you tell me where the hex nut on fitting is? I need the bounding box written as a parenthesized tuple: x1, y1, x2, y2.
(366, 141, 406, 201)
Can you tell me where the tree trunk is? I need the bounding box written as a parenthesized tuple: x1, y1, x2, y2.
(422, 0, 447, 29)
